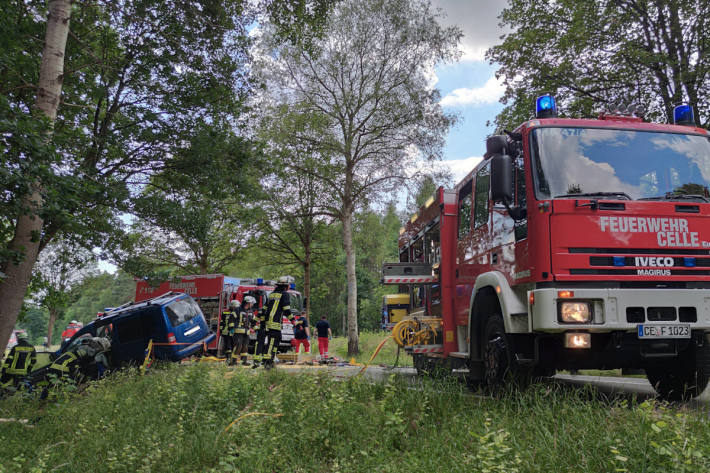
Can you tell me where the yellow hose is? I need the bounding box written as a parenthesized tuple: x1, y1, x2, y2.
(356, 335, 393, 376)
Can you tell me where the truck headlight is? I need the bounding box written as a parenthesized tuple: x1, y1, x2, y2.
(559, 302, 592, 323)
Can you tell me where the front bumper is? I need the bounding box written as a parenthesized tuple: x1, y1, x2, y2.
(530, 288, 710, 332)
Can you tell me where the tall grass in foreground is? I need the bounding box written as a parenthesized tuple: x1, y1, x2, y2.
(1, 362, 710, 472)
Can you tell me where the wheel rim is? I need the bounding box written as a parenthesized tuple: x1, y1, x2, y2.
(484, 334, 508, 388)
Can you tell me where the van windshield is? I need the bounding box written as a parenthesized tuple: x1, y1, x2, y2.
(165, 298, 203, 327)
(531, 127, 710, 200)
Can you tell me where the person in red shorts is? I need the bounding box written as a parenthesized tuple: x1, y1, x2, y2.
(293, 316, 310, 354)
(314, 316, 332, 359)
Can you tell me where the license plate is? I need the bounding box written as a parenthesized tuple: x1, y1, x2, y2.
(637, 324, 690, 339)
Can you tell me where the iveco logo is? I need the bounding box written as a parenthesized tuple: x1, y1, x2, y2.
(635, 256, 674, 267)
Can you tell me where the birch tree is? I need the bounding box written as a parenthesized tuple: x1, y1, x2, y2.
(261, 0, 460, 354)
(0, 0, 73, 354)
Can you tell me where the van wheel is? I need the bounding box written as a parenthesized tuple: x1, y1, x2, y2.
(482, 314, 529, 394)
(646, 341, 710, 401)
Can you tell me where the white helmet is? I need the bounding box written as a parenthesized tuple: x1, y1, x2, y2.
(277, 276, 291, 286)
(229, 299, 240, 309)
(243, 296, 256, 305)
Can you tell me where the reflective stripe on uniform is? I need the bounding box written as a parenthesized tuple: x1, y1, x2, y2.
(268, 293, 281, 320)
(50, 352, 78, 373)
(5, 346, 35, 375)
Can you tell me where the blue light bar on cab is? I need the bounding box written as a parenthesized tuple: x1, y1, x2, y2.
(290, 283, 296, 290)
(673, 104, 694, 126)
(257, 278, 264, 285)
(536, 94, 557, 118)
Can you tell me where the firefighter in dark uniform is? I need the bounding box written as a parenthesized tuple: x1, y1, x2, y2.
(220, 300, 239, 360)
(1, 332, 37, 392)
(258, 276, 294, 369)
(231, 296, 255, 365)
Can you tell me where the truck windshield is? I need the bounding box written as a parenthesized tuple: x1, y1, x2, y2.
(531, 127, 710, 200)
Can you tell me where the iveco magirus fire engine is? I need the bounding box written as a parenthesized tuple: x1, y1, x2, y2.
(383, 97, 710, 400)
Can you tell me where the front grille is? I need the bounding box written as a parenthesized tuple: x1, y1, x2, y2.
(589, 256, 710, 267)
(570, 247, 710, 256)
(647, 307, 676, 321)
(571, 268, 710, 275)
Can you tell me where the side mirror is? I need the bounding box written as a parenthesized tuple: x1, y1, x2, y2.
(490, 153, 513, 203)
(485, 135, 507, 158)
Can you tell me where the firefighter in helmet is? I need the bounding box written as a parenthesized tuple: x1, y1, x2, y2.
(1, 332, 37, 393)
(255, 276, 294, 369)
(232, 296, 255, 365)
(220, 300, 239, 361)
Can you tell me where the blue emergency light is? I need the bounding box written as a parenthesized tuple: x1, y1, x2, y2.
(290, 283, 296, 290)
(257, 278, 264, 285)
(613, 256, 625, 266)
(535, 94, 557, 118)
(673, 104, 694, 126)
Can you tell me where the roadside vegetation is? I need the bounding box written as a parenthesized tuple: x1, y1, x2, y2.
(329, 332, 413, 367)
(1, 362, 709, 473)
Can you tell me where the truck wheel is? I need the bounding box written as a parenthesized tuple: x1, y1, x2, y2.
(413, 353, 427, 376)
(482, 314, 529, 394)
(646, 341, 710, 401)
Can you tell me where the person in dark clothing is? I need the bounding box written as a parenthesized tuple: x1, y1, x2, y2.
(231, 296, 255, 365)
(1, 332, 37, 392)
(254, 276, 294, 369)
(315, 316, 332, 359)
(220, 300, 239, 360)
(293, 315, 310, 354)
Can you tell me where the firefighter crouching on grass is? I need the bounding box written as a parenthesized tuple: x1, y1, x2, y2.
(253, 276, 294, 369)
(220, 300, 239, 360)
(231, 296, 256, 365)
(0, 332, 37, 393)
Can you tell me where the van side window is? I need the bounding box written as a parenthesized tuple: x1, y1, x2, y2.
(458, 181, 472, 239)
(474, 163, 490, 228)
(116, 317, 145, 343)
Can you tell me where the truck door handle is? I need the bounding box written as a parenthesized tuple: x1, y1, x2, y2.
(491, 252, 498, 264)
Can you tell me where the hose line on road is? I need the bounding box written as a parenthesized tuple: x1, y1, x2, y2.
(356, 335, 393, 377)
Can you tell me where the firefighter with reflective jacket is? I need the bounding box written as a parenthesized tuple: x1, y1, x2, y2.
(254, 276, 294, 369)
(1, 332, 37, 391)
(220, 300, 239, 360)
(232, 296, 255, 365)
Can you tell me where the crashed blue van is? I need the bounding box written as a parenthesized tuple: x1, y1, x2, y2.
(60, 292, 214, 365)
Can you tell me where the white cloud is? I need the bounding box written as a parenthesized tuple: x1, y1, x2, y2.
(433, 0, 509, 63)
(442, 156, 484, 183)
(440, 75, 504, 107)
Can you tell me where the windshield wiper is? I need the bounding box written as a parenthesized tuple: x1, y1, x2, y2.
(553, 192, 632, 200)
(638, 193, 709, 203)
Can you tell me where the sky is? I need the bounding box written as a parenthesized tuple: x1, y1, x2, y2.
(432, 0, 509, 183)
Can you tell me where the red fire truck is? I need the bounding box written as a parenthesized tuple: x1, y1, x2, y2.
(385, 98, 710, 400)
(135, 274, 305, 353)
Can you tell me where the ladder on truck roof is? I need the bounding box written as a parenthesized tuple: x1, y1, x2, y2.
(381, 262, 437, 284)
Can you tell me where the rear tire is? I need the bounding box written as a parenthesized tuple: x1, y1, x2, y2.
(482, 314, 530, 394)
(646, 340, 710, 401)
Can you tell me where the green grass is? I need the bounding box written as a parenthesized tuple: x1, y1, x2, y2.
(329, 331, 412, 367)
(2, 362, 710, 472)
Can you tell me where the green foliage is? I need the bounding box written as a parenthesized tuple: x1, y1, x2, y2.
(3, 364, 710, 472)
(487, 0, 710, 129)
(63, 271, 136, 325)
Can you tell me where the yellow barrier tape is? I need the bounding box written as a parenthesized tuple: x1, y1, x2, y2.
(224, 412, 284, 433)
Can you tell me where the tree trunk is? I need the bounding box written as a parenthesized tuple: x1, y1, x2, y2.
(0, 0, 73, 355)
(304, 244, 312, 322)
(47, 308, 59, 346)
(342, 207, 359, 356)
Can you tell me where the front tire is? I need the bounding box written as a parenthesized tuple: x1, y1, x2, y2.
(646, 341, 710, 401)
(482, 315, 529, 394)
